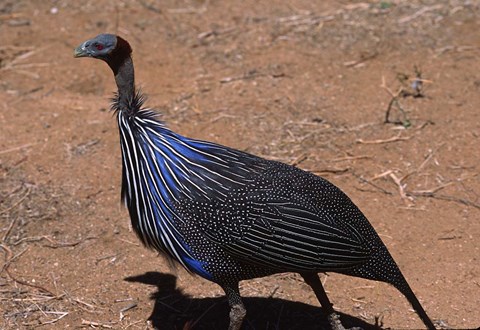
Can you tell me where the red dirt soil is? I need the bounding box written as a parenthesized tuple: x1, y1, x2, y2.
(1, 1, 479, 329)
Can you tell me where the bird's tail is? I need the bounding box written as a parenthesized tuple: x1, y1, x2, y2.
(395, 275, 436, 330)
(347, 247, 436, 329)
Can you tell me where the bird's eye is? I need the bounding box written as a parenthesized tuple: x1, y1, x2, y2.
(95, 43, 104, 51)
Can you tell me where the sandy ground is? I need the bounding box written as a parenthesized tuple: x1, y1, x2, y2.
(1, 1, 479, 329)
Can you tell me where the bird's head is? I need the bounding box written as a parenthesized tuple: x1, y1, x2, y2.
(74, 34, 118, 59)
(74, 34, 132, 73)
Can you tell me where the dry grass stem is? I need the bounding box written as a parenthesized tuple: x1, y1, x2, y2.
(388, 172, 411, 204)
(11, 235, 95, 248)
(331, 155, 371, 162)
(290, 153, 309, 166)
(398, 5, 443, 24)
(2, 217, 18, 242)
(119, 302, 138, 321)
(309, 168, 350, 175)
(0, 143, 37, 155)
(0, 187, 30, 215)
(356, 133, 412, 145)
(353, 173, 392, 195)
(81, 319, 115, 328)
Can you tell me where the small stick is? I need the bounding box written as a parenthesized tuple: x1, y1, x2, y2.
(114, 298, 134, 303)
(353, 285, 375, 290)
(1, 244, 55, 296)
(290, 153, 308, 166)
(399, 144, 445, 183)
(353, 173, 392, 195)
(119, 303, 138, 321)
(356, 134, 412, 144)
(268, 285, 280, 298)
(409, 192, 480, 210)
(321, 274, 328, 287)
(371, 170, 393, 181)
(410, 182, 452, 195)
(12, 236, 45, 246)
(351, 297, 367, 304)
(343, 51, 378, 68)
(42, 236, 96, 249)
(3, 63, 50, 70)
(331, 155, 371, 162)
(117, 238, 140, 246)
(4, 266, 54, 296)
(0, 244, 28, 271)
(380, 76, 409, 125)
(138, 0, 162, 13)
(81, 320, 114, 328)
(40, 311, 69, 325)
(309, 168, 349, 175)
(4, 46, 46, 65)
(209, 114, 238, 123)
(0, 143, 36, 155)
(124, 320, 143, 329)
(2, 217, 17, 242)
(398, 5, 443, 24)
(120, 302, 138, 313)
(388, 172, 410, 202)
(220, 70, 266, 84)
(33, 300, 49, 318)
(73, 298, 97, 310)
(96, 254, 117, 263)
(0, 13, 24, 20)
(380, 75, 400, 98)
(8, 69, 40, 79)
(12, 235, 95, 248)
(0, 187, 30, 215)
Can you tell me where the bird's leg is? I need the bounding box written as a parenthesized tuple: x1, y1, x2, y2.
(301, 273, 349, 330)
(222, 284, 246, 330)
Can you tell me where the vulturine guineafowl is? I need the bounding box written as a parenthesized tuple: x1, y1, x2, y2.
(74, 34, 436, 330)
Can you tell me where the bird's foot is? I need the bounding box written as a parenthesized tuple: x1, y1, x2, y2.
(328, 312, 346, 330)
(327, 312, 363, 330)
(228, 303, 246, 330)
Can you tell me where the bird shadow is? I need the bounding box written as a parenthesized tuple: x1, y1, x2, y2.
(125, 272, 380, 330)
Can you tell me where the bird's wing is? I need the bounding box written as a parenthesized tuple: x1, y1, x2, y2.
(199, 193, 373, 272)
(173, 155, 373, 272)
(184, 171, 372, 271)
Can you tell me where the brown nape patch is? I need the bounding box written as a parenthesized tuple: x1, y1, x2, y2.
(115, 36, 132, 56)
(105, 35, 133, 74)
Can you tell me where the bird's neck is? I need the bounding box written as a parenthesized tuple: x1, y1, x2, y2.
(113, 56, 135, 110)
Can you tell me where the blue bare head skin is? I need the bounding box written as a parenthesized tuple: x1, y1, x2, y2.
(74, 34, 117, 59)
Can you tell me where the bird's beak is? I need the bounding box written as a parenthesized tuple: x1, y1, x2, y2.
(73, 41, 89, 58)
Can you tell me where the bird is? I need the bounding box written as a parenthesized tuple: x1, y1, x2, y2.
(74, 34, 436, 330)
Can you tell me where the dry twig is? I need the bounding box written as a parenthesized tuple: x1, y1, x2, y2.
(309, 168, 349, 175)
(388, 172, 411, 203)
(368, 146, 480, 209)
(119, 302, 138, 321)
(356, 133, 412, 144)
(352, 173, 392, 195)
(12, 235, 95, 248)
(0, 187, 30, 215)
(0, 143, 37, 155)
(81, 319, 114, 328)
(2, 217, 18, 242)
(398, 5, 443, 24)
(381, 68, 432, 126)
(0, 243, 55, 295)
(22, 311, 68, 326)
